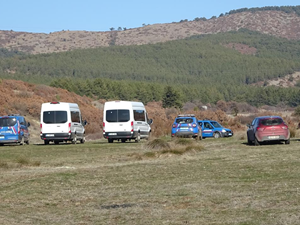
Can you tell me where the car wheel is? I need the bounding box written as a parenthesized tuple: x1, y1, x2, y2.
(80, 135, 86, 144)
(285, 139, 290, 144)
(44, 140, 49, 145)
(20, 137, 24, 145)
(121, 139, 126, 143)
(25, 139, 30, 145)
(135, 132, 141, 143)
(213, 132, 220, 139)
(108, 139, 113, 143)
(254, 138, 260, 146)
(247, 135, 252, 145)
(72, 135, 77, 144)
(54, 141, 59, 145)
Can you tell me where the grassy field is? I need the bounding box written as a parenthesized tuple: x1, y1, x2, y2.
(0, 136, 300, 225)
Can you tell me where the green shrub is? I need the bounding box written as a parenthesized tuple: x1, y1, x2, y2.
(146, 139, 170, 150)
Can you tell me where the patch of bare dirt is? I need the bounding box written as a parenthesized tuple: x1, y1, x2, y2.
(223, 43, 257, 55)
(253, 71, 300, 87)
(0, 11, 300, 54)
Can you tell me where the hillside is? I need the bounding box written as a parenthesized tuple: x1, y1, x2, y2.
(1, 29, 300, 107)
(0, 9, 300, 54)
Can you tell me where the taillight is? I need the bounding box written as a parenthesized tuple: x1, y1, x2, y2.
(172, 124, 177, 128)
(18, 121, 20, 134)
(68, 122, 71, 133)
(192, 123, 197, 128)
(40, 123, 42, 134)
(131, 121, 134, 132)
(103, 122, 105, 132)
(257, 127, 264, 131)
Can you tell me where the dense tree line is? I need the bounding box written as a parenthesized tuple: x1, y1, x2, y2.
(49, 77, 300, 107)
(1, 30, 300, 107)
(226, 5, 300, 17)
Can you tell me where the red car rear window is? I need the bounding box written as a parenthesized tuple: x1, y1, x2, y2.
(260, 118, 283, 126)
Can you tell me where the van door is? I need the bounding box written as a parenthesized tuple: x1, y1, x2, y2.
(71, 111, 84, 139)
(133, 109, 149, 137)
(42, 111, 69, 135)
(0, 117, 19, 142)
(105, 109, 131, 133)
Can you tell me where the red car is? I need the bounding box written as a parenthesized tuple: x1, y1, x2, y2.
(247, 116, 290, 146)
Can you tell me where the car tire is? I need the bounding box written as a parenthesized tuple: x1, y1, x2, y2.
(44, 140, 49, 145)
(72, 135, 77, 144)
(213, 132, 221, 139)
(80, 135, 86, 144)
(135, 132, 141, 143)
(121, 139, 126, 143)
(20, 137, 24, 145)
(247, 135, 252, 145)
(285, 139, 290, 144)
(108, 139, 113, 143)
(54, 141, 59, 145)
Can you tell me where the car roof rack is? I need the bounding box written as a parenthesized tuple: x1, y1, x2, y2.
(177, 114, 195, 117)
(7, 114, 20, 116)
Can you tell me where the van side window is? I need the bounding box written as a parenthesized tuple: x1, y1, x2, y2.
(71, 111, 80, 123)
(134, 110, 145, 121)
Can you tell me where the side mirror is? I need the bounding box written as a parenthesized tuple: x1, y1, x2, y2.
(247, 124, 250, 128)
(148, 119, 153, 125)
(27, 122, 30, 127)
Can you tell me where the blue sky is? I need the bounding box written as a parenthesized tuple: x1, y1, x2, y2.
(1, 0, 299, 33)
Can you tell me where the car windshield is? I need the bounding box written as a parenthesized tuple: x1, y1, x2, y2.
(260, 118, 283, 126)
(0, 118, 17, 127)
(210, 121, 223, 128)
(176, 118, 194, 124)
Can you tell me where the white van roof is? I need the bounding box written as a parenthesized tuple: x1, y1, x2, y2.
(104, 101, 145, 109)
(41, 102, 79, 110)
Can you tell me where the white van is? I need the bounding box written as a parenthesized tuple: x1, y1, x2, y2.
(40, 102, 87, 145)
(103, 101, 153, 143)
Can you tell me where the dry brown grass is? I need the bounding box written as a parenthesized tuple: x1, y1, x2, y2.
(0, 138, 300, 224)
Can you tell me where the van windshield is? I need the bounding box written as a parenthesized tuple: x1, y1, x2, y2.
(0, 118, 17, 127)
(106, 110, 130, 122)
(43, 111, 68, 124)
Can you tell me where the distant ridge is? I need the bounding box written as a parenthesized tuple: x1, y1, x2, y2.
(0, 8, 300, 54)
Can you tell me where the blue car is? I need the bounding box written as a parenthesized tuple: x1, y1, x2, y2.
(0, 114, 30, 145)
(198, 120, 233, 139)
(171, 114, 202, 140)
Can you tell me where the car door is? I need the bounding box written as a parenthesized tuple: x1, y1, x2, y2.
(247, 118, 256, 142)
(202, 122, 214, 138)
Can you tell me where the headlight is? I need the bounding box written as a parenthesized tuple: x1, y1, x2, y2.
(222, 129, 226, 133)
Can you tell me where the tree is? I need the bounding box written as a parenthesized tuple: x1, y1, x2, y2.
(162, 86, 182, 109)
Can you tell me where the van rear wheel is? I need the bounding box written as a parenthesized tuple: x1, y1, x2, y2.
(80, 135, 85, 144)
(135, 133, 141, 143)
(108, 139, 113, 143)
(72, 135, 77, 144)
(44, 140, 49, 145)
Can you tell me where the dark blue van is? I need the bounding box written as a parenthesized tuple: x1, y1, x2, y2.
(0, 115, 30, 145)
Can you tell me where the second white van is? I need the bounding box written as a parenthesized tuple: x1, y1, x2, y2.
(40, 102, 87, 145)
(103, 101, 153, 143)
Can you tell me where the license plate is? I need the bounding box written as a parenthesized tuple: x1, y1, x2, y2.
(268, 136, 279, 139)
(108, 133, 117, 135)
(46, 134, 54, 137)
(0, 136, 4, 139)
(180, 127, 188, 130)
